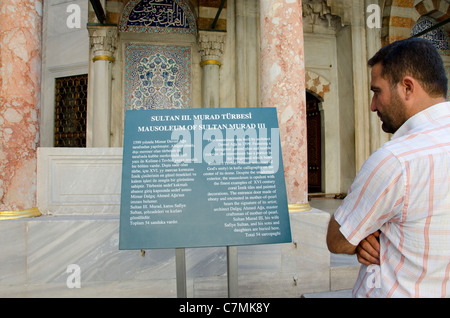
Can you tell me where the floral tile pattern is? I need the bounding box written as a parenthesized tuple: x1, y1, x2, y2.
(411, 16, 449, 56)
(124, 43, 191, 110)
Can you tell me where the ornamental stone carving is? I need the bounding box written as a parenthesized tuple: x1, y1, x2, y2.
(303, 0, 332, 26)
(303, 0, 352, 27)
(87, 25, 118, 62)
(197, 30, 226, 64)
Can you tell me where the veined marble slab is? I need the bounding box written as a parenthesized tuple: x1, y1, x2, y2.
(0, 210, 334, 298)
(37, 147, 123, 215)
(24, 147, 341, 297)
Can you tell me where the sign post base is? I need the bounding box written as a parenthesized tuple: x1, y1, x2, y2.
(175, 248, 187, 298)
(227, 246, 239, 298)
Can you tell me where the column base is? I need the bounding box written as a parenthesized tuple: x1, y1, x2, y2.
(0, 208, 41, 221)
(288, 203, 312, 213)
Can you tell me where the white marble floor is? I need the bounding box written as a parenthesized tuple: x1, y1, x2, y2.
(302, 288, 352, 298)
(309, 197, 342, 215)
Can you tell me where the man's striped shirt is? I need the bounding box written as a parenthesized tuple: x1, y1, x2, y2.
(334, 102, 450, 297)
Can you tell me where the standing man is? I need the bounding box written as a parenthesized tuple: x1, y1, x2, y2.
(326, 37, 450, 297)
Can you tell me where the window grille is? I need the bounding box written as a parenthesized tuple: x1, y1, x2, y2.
(54, 75, 88, 147)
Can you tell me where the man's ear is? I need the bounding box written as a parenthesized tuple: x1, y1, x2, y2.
(400, 76, 415, 100)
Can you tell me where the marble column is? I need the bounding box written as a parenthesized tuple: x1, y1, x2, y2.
(350, 0, 371, 172)
(260, 0, 310, 212)
(235, 0, 260, 108)
(198, 30, 226, 108)
(0, 0, 42, 218)
(87, 25, 117, 147)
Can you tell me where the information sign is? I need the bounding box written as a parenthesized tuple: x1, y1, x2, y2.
(119, 107, 291, 249)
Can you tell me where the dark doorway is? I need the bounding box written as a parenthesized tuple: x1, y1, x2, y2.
(306, 92, 322, 193)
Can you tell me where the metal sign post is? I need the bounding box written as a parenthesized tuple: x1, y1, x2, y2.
(175, 248, 187, 298)
(227, 246, 239, 298)
(175, 246, 239, 298)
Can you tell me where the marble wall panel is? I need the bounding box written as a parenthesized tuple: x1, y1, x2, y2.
(0, 221, 28, 285)
(0, 209, 333, 297)
(37, 147, 123, 215)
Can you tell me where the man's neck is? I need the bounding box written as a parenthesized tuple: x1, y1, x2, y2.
(407, 96, 446, 119)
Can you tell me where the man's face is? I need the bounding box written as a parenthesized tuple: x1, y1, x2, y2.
(370, 63, 406, 134)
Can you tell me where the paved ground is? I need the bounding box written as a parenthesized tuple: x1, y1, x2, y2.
(309, 196, 342, 215)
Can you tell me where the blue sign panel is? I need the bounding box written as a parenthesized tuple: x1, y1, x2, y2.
(119, 108, 292, 249)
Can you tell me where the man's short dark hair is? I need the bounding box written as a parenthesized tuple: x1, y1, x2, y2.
(368, 37, 448, 98)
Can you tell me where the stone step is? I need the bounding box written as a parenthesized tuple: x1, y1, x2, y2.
(302, 289, 352, 298)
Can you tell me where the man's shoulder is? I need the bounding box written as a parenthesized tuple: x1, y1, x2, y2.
(382, 121, 450, 162)
(359, 146, 402, 177)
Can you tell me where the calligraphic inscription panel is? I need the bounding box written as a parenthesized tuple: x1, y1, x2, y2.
(120, 0, 197, 35)
(124, 43, 191, 110)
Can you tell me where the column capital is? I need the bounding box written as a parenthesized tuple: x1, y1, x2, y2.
(197, 30, 226, 66)
(87, 25, 118, 62)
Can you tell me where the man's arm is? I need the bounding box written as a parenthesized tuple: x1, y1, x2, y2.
(327, 215, 381, 265)
(326, 215, 357, 255)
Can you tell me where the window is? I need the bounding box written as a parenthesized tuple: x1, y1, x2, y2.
(54, 75, 88, 147)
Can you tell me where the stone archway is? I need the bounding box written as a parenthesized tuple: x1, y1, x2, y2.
(381, 0, 450, 45)
(305, 70, 330, 101)
(381, 0, 416, 45)
(414, 0, 450, 24)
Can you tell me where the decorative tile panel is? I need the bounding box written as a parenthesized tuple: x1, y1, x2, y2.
(124, 43, 191, 110)
(119, 0, 197, 35)
(411, 16, 449, 56)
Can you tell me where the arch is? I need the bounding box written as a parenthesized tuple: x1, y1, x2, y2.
(412, 1, 450, 56)
(305, 71, 330, 102)
(381, 0, 450, 45)
(119, 0, 197, 35)
(414, 0, 450, 23)
(381, 1, 416, 45)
